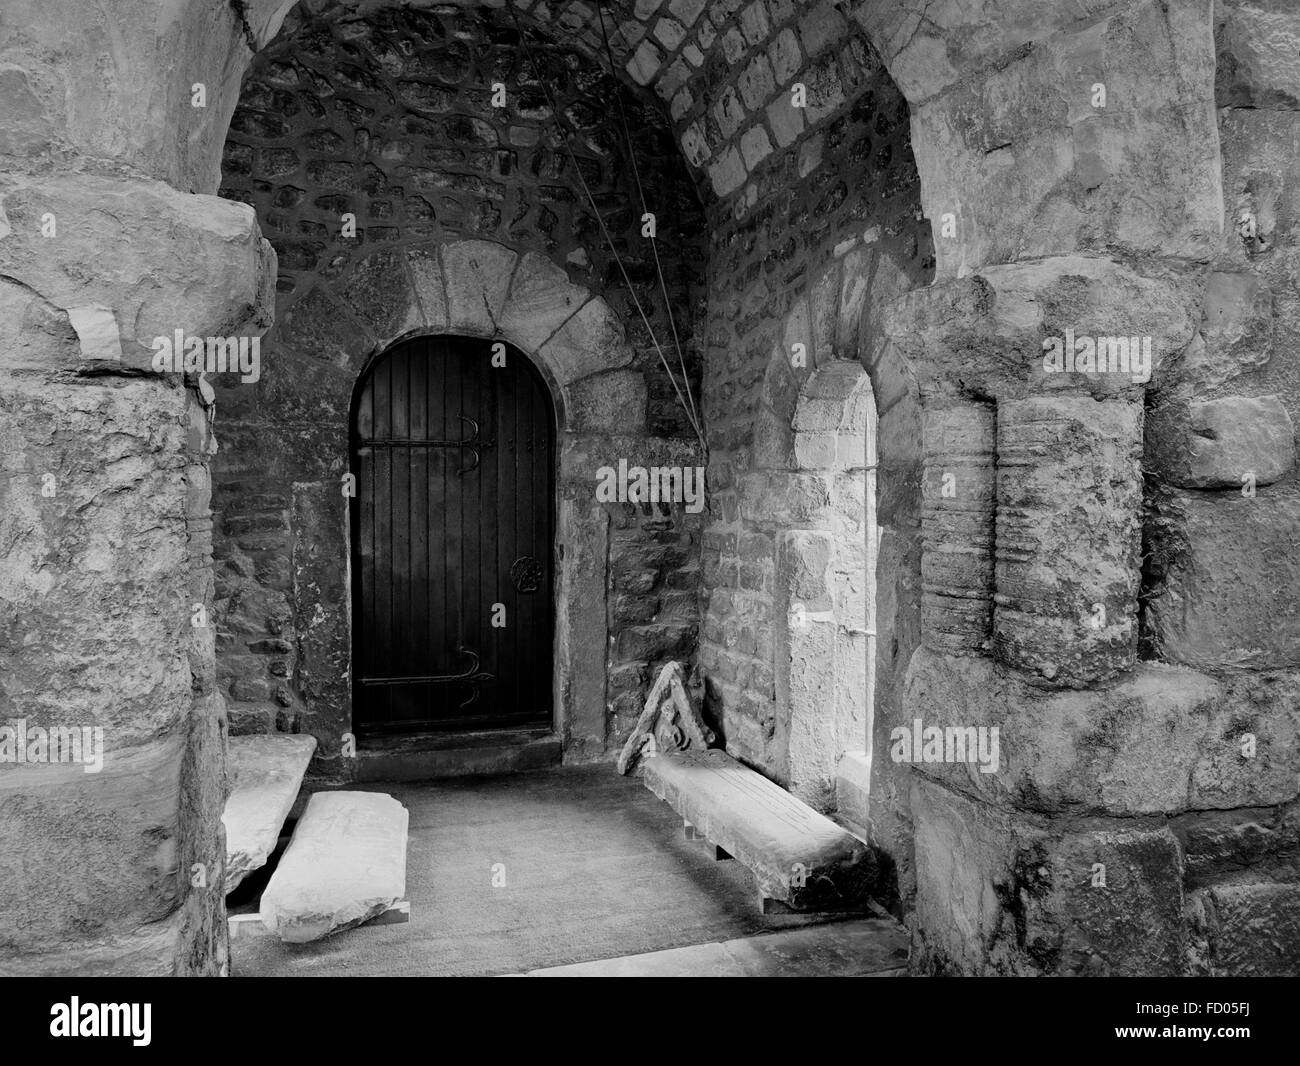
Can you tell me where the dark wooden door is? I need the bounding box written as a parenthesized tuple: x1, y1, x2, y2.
(350, 335, 555, 734)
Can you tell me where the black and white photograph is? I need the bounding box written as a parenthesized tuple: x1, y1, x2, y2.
(0, 0, 1294, 1038)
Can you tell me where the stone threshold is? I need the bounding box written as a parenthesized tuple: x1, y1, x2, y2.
(517, 917, 910, 977)
(353, 726, 561, 781)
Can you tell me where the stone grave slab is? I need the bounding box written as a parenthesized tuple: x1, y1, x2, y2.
(642, 748, 877, 910)
(222, 734, 317, 894)
(260, 791, 409, 943)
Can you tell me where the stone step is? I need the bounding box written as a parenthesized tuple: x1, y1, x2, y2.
(222, 734, 318, 894)
(524, 918, 909, 977)
(353, 727, 560, 781)
(642, 748, 879, 910)
(259, 791, 409, 943)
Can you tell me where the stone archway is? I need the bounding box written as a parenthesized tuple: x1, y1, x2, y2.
(212, 236, 666, 775)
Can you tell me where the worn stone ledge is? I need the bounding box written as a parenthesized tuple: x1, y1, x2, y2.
(901, 645, 1300, 816)
(883, 255, 1200, 400)
(0, 173, 274, 369)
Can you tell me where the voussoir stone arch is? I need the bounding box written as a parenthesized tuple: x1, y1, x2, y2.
(344, 238, 639, 432)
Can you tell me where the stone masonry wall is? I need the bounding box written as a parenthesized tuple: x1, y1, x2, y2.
(214, 2, 706, 769)
(870, 0, 1300, 975)
(689, 8, 932, 797)
(0, 0, 278, 974)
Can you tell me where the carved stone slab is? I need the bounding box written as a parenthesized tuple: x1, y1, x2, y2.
(222, 734, 317, 894)
(260, 791, 408, 943)
(616, 661, 715, 775)
(643, 748, 877, 909)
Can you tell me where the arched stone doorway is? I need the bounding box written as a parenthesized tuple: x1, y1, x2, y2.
(777, 361, 878, 813)
(349, 334, 557, 736)
(210, 234, 695, 774)
(210, 0, 709, 776)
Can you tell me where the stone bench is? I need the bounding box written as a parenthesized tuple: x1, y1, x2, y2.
(259, 790, 409, 943)
(222, 734, 317, 894)
(642, 747, 878, 913)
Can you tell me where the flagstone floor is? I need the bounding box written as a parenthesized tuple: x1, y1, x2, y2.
(230, 763, 907, 977)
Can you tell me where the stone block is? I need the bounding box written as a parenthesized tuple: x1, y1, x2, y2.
(759, 95, 800, 147)
(626, 39, 663, 85)
(993, 395, 1143, 687)
(1177, 805, 1300, 887)
(338, 248, 421, 343)
(738, 124, 774, 169)
(497, 251, 591, 354)
(276, 286, 375, 370)
(680, 121, 710, 166)
(739, 472, 831, 529)
(855, 0, 1130, 104)
(798, 0, 847, 58)
(653, 16, 686, 50)
(291, 482, 350, 724)
(440, 239, 517, 335)
(406, 246, 449, 333)
(538, 296, 635, 383)
(713, 85, 747, 139)
(568, 369, 647, 432)
(1205, 882, 1300, 976)
(707, 145, 747, 197)
(1148, 394, 1295, 489)
(668, 0, 706, 26)
(835, 750, 872, 831)
(1147, 492, 1300, 670)
(1193, 271, 1275, 389)
(907, 0, 1221, 277)
(739, 1, 771, 45)
(1216, 0, 1300, 109)
(0, 735, 187, 961)
(1215, 109, 1300, 274)
(260, 791, 408, 943)
(738, 54, 776, 109)
(912, 777, 1187, 975)
(803, 53, 847, 124)
(769, 27, 802, 84)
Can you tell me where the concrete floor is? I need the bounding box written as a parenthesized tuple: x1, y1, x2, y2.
(231, 763, 905, 977)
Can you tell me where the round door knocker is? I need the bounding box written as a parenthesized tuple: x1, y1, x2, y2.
(510, 555, 544, 594)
